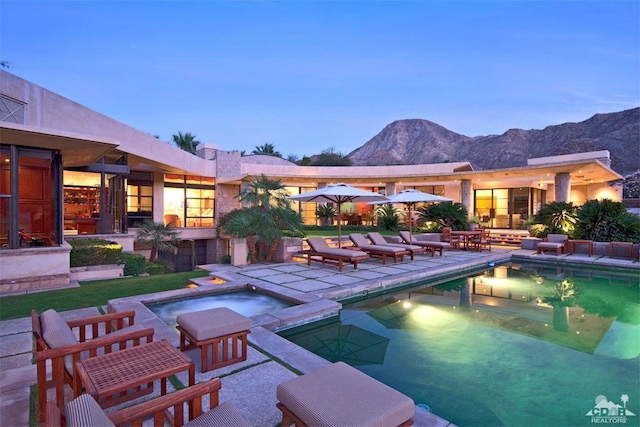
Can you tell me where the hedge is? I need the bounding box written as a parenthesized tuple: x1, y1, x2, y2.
(68, 239, 122, 267)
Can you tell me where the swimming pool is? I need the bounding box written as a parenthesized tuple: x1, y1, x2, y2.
(282, 262, 640, 426)
(148, 290, 293, 329)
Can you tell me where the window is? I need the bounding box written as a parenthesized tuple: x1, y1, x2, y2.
(164, 174, 215, 227)
(127, 172, 153, 228)
(1, 145, 60, 249)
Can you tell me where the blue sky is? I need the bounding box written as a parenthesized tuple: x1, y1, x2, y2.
(2, 1, 638, 158)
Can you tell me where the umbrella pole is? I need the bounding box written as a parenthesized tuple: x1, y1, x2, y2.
(337, 204, 342, 248)
(409, 202, 413, 244)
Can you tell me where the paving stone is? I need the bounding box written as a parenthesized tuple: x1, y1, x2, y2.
(283, 280, 335, 292)
(270, 264, 310, 273)
(260, 273, 305, 284)
(238, 268, 283, 278)
(0, 385, 30, 427)
(316, 274, 363, 286)
(0, 353, 32, 371)
(343, 269, 388, 279)
(293, 269, 336, 279)
(0, 332, 32, 358)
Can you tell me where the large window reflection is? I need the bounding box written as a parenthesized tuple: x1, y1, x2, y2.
(164, 174, 215, 228)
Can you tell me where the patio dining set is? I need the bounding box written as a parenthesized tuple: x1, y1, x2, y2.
(33, 303, 417, 426)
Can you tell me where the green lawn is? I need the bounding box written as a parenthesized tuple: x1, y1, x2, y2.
(0, 271, 209, 321)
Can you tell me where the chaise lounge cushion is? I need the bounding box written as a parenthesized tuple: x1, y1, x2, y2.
(349, 234, 407, 254)
(399, 231, 450, 249)
(307, 237, 368, 259)
(367, 232, 424, 252)
(177, 307, 252, 341)
(277, 361, 415, 427)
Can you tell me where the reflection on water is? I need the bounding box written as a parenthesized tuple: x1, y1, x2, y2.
(283, 263, 640, 427)
(148, 290, 292, 329)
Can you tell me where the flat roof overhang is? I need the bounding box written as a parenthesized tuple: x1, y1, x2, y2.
(224, 158, 622, 187)
(0, 122, 119, 167)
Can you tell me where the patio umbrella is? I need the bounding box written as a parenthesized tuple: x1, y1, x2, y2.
(370, 189, 451, 244)
(289, 183, 387, 247)
(292, 323, 390, 366)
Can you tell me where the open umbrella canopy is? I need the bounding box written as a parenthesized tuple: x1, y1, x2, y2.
(291, 323, 390, 366)
(289, 183, 387, 247)
(369, 189, 452, 242)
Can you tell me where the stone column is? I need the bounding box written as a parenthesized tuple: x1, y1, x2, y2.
(385, 182, 396, 197)
(461, 179, 472, 216)
(554, 173, 571, 202)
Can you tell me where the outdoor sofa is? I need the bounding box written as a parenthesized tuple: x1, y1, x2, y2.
(536, 234, 569, 255)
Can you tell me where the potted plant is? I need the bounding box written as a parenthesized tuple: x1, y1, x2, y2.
(469, 216, 482, 231)
(316, 204, 337, 226)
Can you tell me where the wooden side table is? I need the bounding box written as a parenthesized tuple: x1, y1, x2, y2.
(610, 242, 634, 259)
(74, 340, 195, 409)
(569, 240, 593, 256)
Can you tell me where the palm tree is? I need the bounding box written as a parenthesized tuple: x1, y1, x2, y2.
(239, 174, 289, 209)
(172, 131, 200, 154)
(134, 219, 180, 262)
(252, 143, 282, 157)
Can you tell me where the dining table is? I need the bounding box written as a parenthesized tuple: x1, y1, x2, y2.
(451, 230, 482, 251)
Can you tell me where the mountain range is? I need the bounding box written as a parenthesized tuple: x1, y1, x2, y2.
(348, 107, 640, 177)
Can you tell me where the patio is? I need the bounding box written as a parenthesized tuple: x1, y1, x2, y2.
(1, 245, 637, 426)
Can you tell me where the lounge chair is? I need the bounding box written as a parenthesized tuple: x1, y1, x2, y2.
(536, 234, 568, 255)
(367, 231, 426, 259)
(32, 309, 155, 423)
(305, 237, 370, 272)
(349, 233, 410, 264)
(399, 231, 450, 256)
(49, 378, 250, 427)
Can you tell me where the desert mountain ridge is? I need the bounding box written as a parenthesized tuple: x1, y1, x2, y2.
(347, 107, 640, 177)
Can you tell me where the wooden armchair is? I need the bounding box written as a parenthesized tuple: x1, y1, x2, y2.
(32, 309, 154, 424)
(47, 378, 250, 427)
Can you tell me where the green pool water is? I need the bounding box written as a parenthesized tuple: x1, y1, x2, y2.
(282, 262, 640, 426)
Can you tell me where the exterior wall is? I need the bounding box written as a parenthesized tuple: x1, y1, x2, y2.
(0, 244, 72, 294)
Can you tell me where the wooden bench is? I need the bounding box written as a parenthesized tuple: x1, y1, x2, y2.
(177, 307, 252, 372)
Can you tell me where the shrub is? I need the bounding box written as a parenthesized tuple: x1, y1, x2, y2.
(144, 262, 166, 275)
(532, 201, 578, 236)
(121, 252, 146, 276)
(376, 205, 401, 230)
(218, 254, 231, 264)
(575, 199, 640, 243)
(69, 239, 122, 267)
(417, 202, 469, 231)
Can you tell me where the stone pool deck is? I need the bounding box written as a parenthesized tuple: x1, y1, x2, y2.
(1, 246, 637, 426)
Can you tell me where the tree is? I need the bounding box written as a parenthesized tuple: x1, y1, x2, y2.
(220, 175, 304, 263)
(0, 60, 9, 69)
(172, 131, 200, 154)
(417, 202, 469, 230)
(134, 219, 180, 262)
(376, 204, 401, 230)
(622, 171, 640, 198)
(252, 143, 282, 157)
(310, 147, 352, 166)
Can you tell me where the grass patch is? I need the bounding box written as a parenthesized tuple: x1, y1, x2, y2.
(0, 271, 209, 321)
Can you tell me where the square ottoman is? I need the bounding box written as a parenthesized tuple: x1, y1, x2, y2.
(277, 361, 415, 427)
(177, 307, 252, 372)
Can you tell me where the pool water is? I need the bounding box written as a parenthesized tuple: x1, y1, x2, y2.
(148, 290, 293, 329)
(282, 263, 640, 426)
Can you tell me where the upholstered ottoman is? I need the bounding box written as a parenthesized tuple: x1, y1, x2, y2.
(177, 307, 251, 372)
(276, 361, 415, 427)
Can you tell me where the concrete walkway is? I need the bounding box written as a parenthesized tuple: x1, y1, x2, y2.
(1, 246, 637, 426)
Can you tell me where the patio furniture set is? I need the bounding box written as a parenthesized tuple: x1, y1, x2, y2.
(33, 305, 416, 426)
(535, 233, 638, 259)
(302, 229, 491, 272)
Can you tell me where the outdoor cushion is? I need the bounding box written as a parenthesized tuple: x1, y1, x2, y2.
(277, 361, 414, 427)
(367, 232, 423, 251)
(40, 309, 78, 350)
(184, 401, 251, 427)
(307, 237, 368, 258)
(177, 307, 252, 342)
(546, 234, 568, 244)
(65, 393, 116, 427)
(350, 234, 406, 253)
(400, 231, 450, 248)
